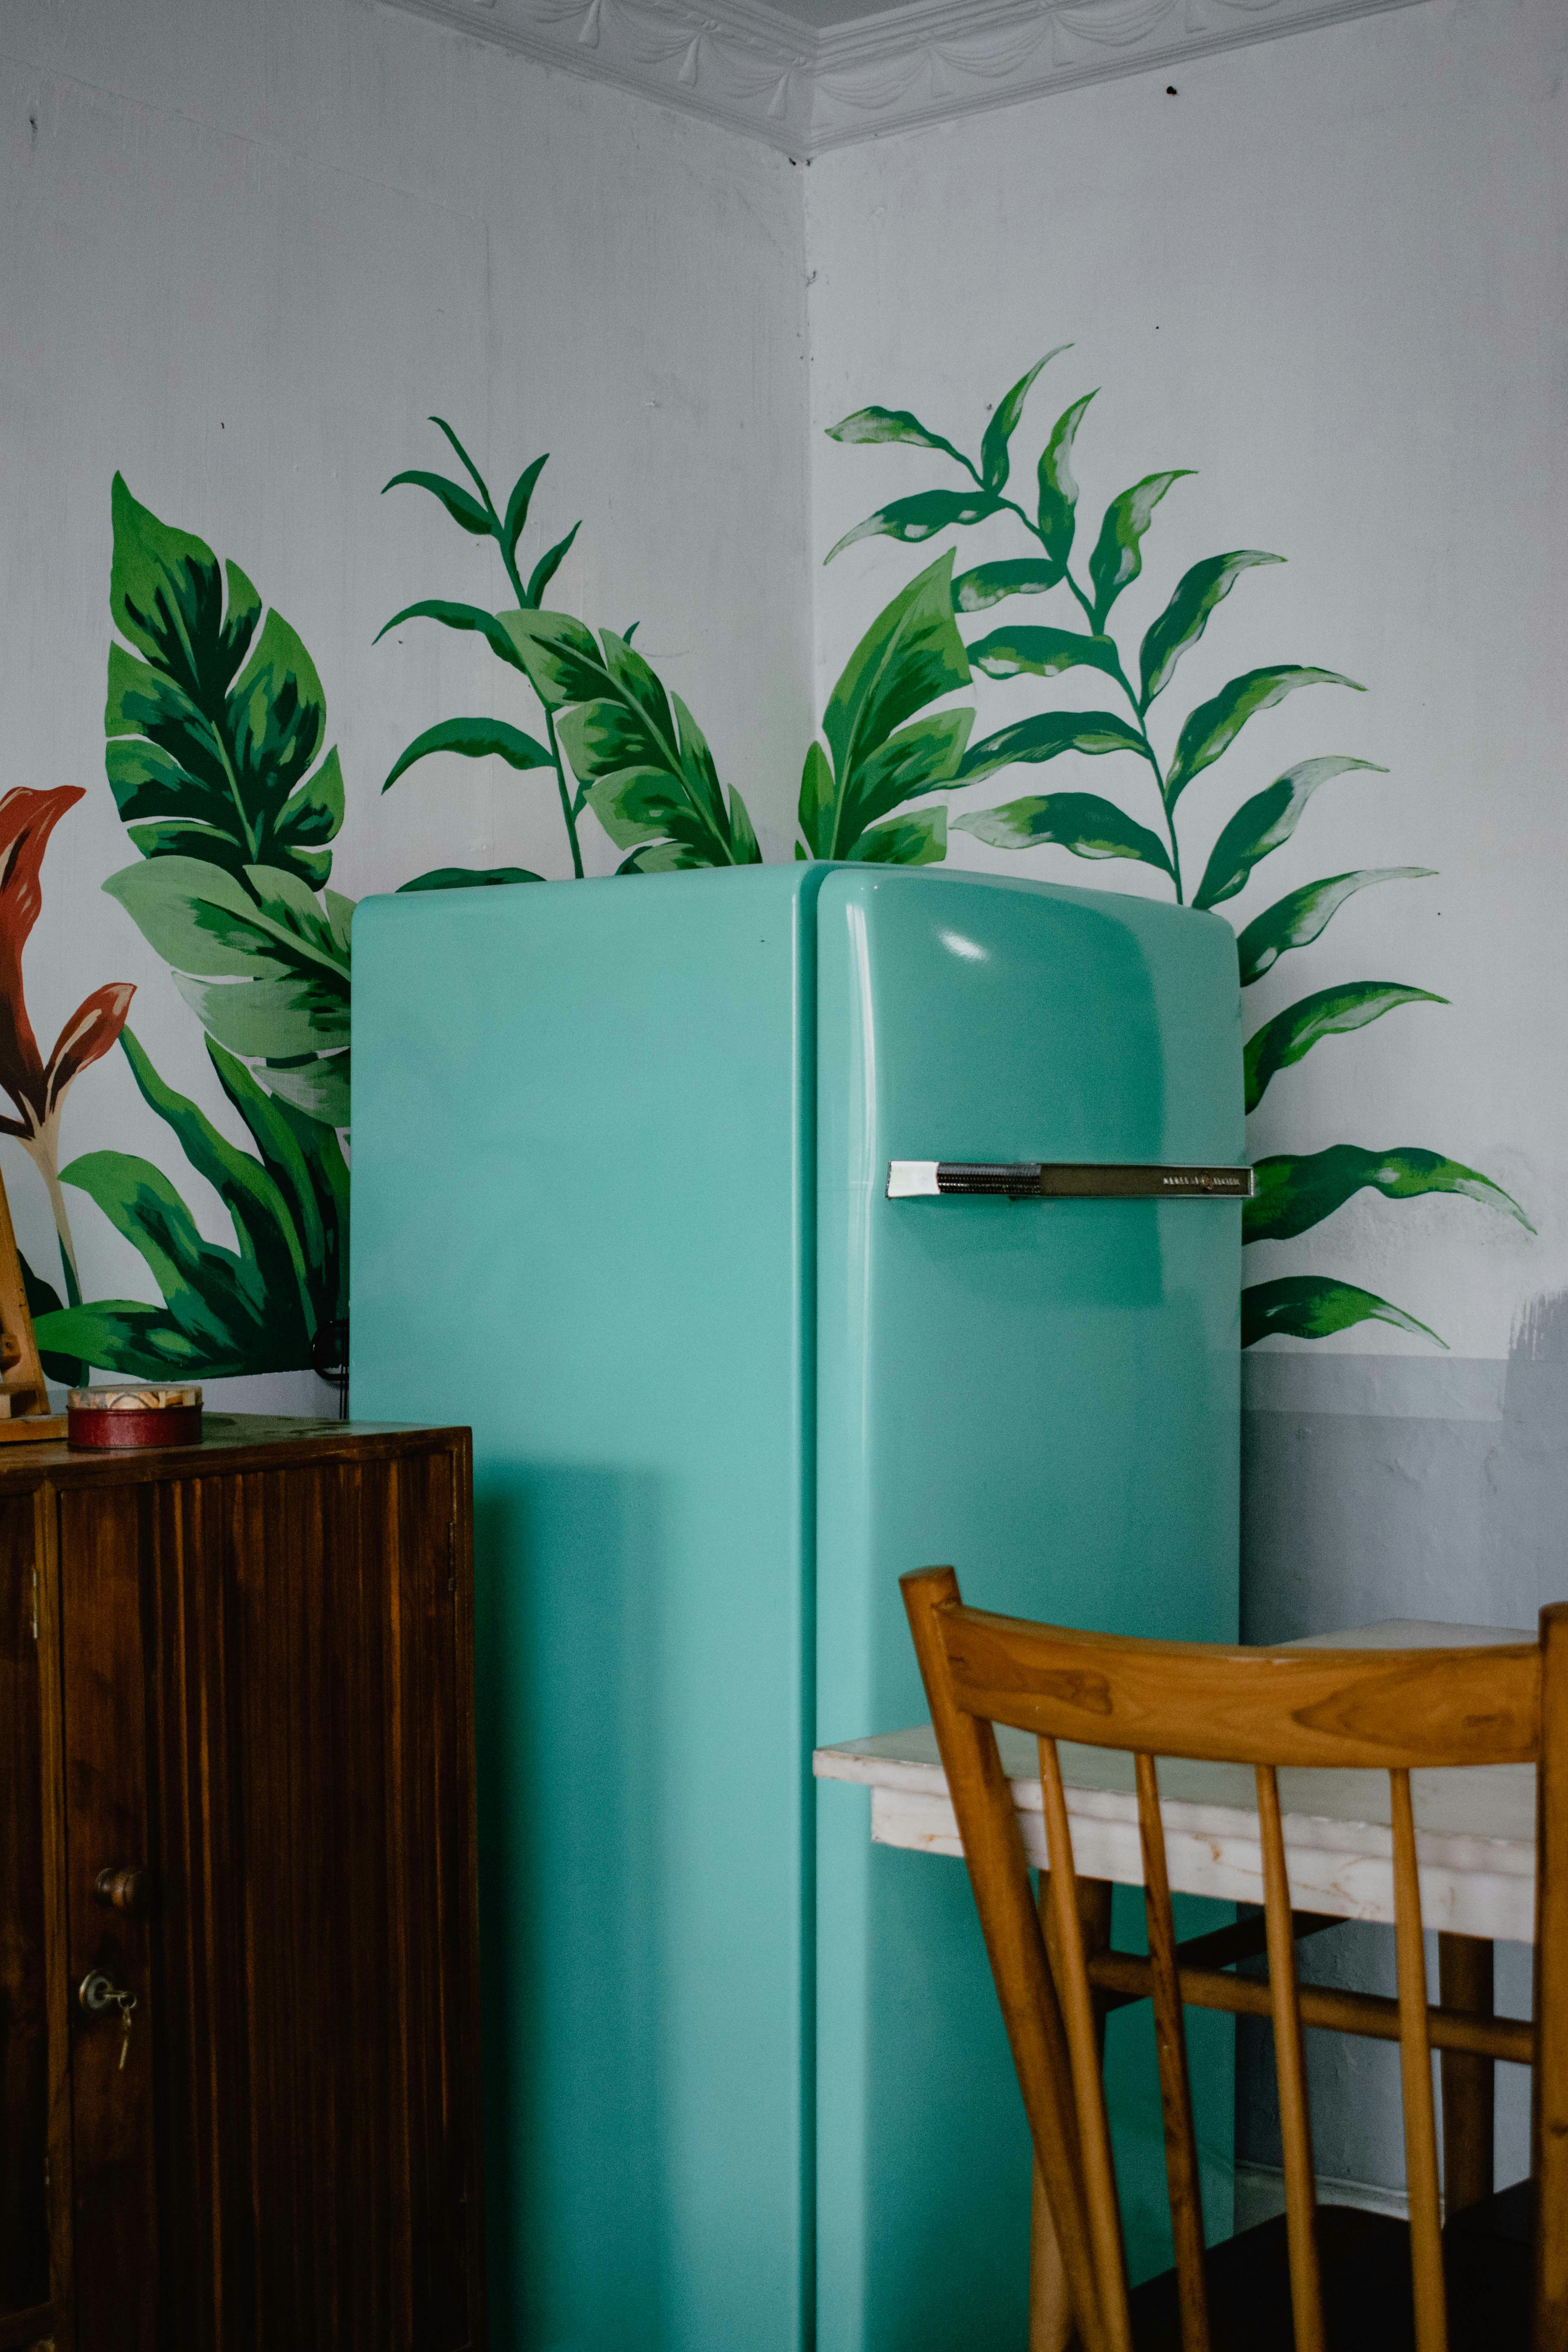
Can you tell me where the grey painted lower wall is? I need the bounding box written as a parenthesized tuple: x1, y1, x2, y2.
(1235, 1305, 1568, 2194)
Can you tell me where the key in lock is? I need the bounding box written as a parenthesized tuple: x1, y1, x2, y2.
(79, 1970, 138, 2068)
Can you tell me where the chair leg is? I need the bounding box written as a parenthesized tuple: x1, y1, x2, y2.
(1028, 1873, 1115, 2350)
(1438, 1933, 1495, 2217)
(1031, 2158, 1076, 2352)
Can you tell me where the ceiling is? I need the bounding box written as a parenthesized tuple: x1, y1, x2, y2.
(382, 0, 1428, 157)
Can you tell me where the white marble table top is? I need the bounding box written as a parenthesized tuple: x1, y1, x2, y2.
(812, 1621, 1537, 1943)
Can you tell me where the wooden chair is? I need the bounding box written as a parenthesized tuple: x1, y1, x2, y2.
(901, 1568, 1568, 2352)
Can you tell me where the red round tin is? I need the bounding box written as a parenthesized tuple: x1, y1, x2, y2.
(67, 1385, 203, 1450)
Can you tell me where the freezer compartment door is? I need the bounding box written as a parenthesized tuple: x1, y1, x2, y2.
(815, 867, 1244, 2352)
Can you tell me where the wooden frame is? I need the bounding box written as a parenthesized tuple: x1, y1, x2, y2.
(0, 1170, 66, 1442)
(903, 1566, 1563, 2352)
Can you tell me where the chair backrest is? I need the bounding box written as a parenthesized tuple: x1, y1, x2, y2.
(901, 1569, 1568, 2352)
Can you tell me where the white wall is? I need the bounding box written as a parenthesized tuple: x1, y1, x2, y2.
(6, 0, 1564, 2206)
(1, 0, 812, 1407)
(805, 0, 1567, 2197)
(806, 0, 1566, 1364)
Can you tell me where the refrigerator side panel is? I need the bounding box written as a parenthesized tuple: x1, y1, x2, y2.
(815, 867, 1243, 2352)
(352, 866, 821, 2352)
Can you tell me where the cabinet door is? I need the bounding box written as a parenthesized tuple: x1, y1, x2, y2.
(0, 1486, 72, 2352)
(57, 1484, 160, 2352)
(58, 1440, 483, 2352)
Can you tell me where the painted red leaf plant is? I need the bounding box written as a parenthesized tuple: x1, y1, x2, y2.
(0, 785, 134, 1308)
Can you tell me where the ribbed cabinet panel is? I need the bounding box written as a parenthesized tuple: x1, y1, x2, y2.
(2, 1419, 482, 2352)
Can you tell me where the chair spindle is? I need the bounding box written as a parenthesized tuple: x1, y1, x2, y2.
(1039, 1735, 1135, 2352)
(1134, 1751, 1212, 2352)
(1389, 1768, 1449, 2352)
(1256, 1763, 1327, 2352)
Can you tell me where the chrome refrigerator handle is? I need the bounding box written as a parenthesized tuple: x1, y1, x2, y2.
(885, 1161, 1254, 1200)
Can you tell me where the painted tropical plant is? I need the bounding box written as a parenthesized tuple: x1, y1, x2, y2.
(380, 419, 762, 872)
(32, 481, 354, 1380)
(817, 344, 1529, 1344)
(0, 786, 135, 1378)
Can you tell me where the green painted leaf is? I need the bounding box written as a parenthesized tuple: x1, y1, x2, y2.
(826, 406, 971, 471)
(20, 1253, 83, 1385)
(526, 521, 581, 608)
(584, 767, 692, 851)
(174, 970, 350, 1060)
(105, 856, 350, 1092)
(115, 1028, 312, 1318)
(504, 453, 549, 561)
(1244, 982, 1446, 1112)
(382, 716, 554, 794)
(109, 477, 261, 698)
(34, 1302, 214, 1380)
(1086, 470, 1193, 633)
(104, 857, 349, 987)
(953, 559, 1063, 614)
(846, 807, 948, 866)
(804, 550, 973, 865)
(1236, 867, 1435, 984)
(615, 844, 689, 874)
(842, 710, 973, 840)
(107, 476, 345, 888)
(728, 783, 760, 866)
(823, 553, 970, 781)
(502, 609, 622, 713)
(1166, 666, 1363, 807)
(954, 792, 1172, 873)
(379, 468, 490, 536)
(1245, 1145, 1532, 1246)
(1192, 758, 1386, 909)
(967, 627, 1122, 684)
(1138, 551, 1284, 709)
(397, 866, 545, 891)
(806, 554, 972, 859)
(798, 741, 837, 862)
(509, 615, 756, 866)
(203, 1036, 348, 1327)
(980, 346, 1070, 492)
(428, 415, 495, 509)
(826, 490, 1001, 565)
(957, 709, 1151, 785)
(59, 1150, 290, 1368)
(323, 888, 355, 961)
(373, 599, 528, 674)
(1242, 1275, 1445, 1351)
(1035, 392, 1097, 578)
(255, 1051, 350, 1126)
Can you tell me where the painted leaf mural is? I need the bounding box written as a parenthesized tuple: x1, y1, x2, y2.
(0, 785, 136, 1382)
(796, 552, 973, 862)
(379, 416, 754, 879)
(823, 342, 1527, 1342)
(16, 354, 1522, 1387)
(34, 483, 354, 1382)
(32, 429, 766, 1383)
(43, 1029, 346, 1379)
(504, 613, 762, 872)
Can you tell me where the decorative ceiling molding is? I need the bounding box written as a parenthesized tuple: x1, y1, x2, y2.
(379, 0, 1428, 155)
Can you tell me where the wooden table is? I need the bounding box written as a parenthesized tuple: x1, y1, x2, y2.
(813, 1619, 1535, 2340)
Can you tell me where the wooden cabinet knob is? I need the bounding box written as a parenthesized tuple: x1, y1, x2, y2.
(93, 1865, 154, 1916)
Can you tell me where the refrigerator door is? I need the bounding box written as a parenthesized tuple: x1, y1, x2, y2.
(352, 865, 823, 2352)
(815, 867, 1244, 2352)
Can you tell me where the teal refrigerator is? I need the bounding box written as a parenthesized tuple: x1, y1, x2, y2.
(351, 862, 1244, 2352)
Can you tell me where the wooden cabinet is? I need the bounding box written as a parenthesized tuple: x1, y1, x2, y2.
(0, 1415, 484, 2352)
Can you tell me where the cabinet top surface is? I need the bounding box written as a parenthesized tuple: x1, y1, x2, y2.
(0, 1412, 468, 1488)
